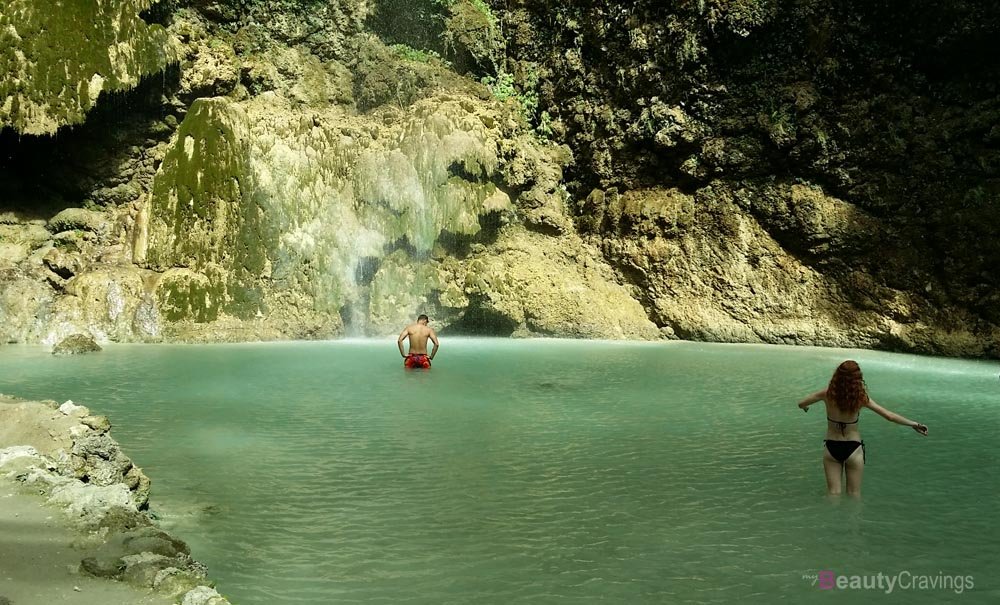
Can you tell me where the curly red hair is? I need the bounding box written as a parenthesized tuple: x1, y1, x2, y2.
(827, 360, 869, 415)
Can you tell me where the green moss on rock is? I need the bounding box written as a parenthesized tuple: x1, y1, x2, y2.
(0, 0, 177, 135)
(154, 269, 220, 323)
(144, 98, 269, 320)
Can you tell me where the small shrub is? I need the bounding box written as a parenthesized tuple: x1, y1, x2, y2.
(389, 43, 442, 63)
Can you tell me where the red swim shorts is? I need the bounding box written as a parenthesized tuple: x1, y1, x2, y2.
(405, 354, 431, 369)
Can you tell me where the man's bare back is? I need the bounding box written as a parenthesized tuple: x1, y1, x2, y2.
(401, 323, 434, 353)
(398, 315, 439, 367)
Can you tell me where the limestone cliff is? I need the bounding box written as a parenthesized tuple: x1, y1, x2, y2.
(497, 0, 1000, 356)
(132, 88, 656, 340)
(0, 3, 657, 343)
(0, 0, 176, 135)
(0, 0, 996, 355)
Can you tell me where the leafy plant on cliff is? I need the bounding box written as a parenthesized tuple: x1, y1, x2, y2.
(699, 0, 776, 36)
(390, 44, 443, 63)
(482, 68, 551, 137)
(482, 71, 516, 102)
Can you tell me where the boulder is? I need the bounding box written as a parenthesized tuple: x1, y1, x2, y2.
(154, 568, 207, 599)
(52, 333, 102, 355)
(81, 555, 126, 579)
(47, 208, 110, 235)
(58, 400, 90, 417)
(43, 247, 84, 278)
(456, 226, 660, 339)
(182, 586, 231, 605)
(81, 415, 112, 433)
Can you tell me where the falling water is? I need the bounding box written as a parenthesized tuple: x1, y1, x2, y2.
(238, 96, 510, 335)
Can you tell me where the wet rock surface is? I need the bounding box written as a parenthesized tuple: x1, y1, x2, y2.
(52, 334, 103, 355)
(0, 0, 177, 135)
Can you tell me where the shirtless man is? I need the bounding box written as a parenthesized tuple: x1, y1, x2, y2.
(397, 314, 439, 369)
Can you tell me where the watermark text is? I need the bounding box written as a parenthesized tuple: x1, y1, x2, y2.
(801, 570, 974, 594)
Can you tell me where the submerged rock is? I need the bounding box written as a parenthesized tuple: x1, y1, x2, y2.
(52, 334, 102, 355)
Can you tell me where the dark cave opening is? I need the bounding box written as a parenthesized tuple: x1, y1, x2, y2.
(0, 65, 181, 220)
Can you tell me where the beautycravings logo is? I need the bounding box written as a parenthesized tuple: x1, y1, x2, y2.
(803, 570, 974, 594)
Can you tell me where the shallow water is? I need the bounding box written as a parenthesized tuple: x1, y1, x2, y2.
(1, 339, 997, 604)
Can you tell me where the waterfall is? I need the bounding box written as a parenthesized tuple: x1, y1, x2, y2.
(143, 94, 515, 337)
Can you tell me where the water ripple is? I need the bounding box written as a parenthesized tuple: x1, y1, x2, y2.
(0, 341, 996, 604)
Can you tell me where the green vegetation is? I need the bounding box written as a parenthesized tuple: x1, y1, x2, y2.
(482, 68, 552, 138)
(434, 0, 499, 32)
(389, 44, 442, 63)
(481, 71, 516, 102)
(466, 0, 498, 29)
(537, 110, 554, 139)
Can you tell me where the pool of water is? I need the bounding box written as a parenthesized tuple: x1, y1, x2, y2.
(1, 339, 997, 603)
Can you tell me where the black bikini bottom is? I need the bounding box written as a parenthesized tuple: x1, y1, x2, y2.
(824, 440, 865, 464)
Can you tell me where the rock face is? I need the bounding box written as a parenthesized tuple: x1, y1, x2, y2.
(0, 0, 997, 355)
(132, 89, 653, 339)
(448, 226, 658, 338)
(575, 184, 999, 356)
(0, 0, 177, 134)
(498, 0, 1000, 356)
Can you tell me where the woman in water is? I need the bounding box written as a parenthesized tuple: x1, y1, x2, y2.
(798, 360, 928, 496)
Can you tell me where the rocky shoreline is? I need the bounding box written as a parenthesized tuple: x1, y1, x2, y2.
(0, 394, 230, 605)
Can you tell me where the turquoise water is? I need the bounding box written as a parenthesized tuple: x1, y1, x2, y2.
(0, 339, 997, 604)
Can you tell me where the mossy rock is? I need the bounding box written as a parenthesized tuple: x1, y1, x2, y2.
(460, 226, 660, 339)
(443, 0, 504, 75)
(0, 0, 177, 135)
(52, 333, 102, 355)
(0, 223, 51, 247)
(80, 554, 125, 578)
(89, 183, 143, 207)
(144, 98, 269, 321)
(48, 208, 110, 235)
(152, 568, 206, 599)
(154, 269, 222, 323)
(352, 36, 474, 111)
(0, 242, 30, 269)
(353, 39, 441, 111)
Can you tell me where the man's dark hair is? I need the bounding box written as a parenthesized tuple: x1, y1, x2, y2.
(417, 314, 429, 322)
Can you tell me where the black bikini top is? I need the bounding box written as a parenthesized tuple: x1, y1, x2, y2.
(827, 416, 859, 436)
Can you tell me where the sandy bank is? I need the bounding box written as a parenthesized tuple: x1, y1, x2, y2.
(0, 394, 230, 605)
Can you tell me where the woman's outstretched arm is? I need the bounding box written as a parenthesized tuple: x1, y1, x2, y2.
(865, 399, 929, 435)
(797, 389, 826, 411)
